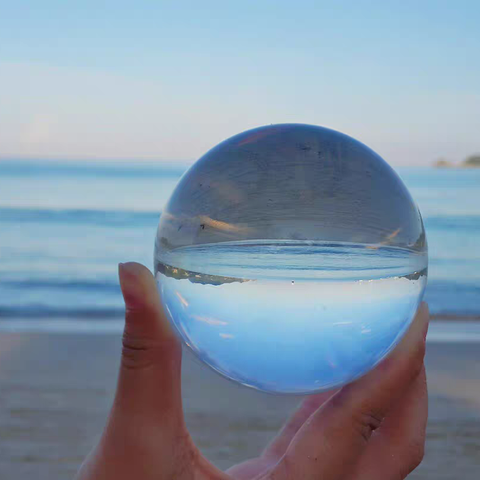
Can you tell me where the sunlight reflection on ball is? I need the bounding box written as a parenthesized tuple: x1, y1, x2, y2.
(154, 124, 427, 394)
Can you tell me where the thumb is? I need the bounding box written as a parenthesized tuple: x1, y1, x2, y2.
(109, 262, 184, 435)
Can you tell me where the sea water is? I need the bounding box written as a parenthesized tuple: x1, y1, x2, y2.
(156, 240, 427, 394)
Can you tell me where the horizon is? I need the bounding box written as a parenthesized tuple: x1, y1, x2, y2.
(1, 1, 479, 167)
(1, 156, 475, 170)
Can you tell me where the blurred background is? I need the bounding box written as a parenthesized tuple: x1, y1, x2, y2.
(0, 1, 479, 479)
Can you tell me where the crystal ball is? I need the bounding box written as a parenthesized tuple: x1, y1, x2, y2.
(154, 124, 427, 394)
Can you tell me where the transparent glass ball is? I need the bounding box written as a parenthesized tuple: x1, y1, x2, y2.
(154, 124, 427, 394)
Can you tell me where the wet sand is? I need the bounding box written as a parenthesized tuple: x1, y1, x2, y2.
(0, 332, 479, 479)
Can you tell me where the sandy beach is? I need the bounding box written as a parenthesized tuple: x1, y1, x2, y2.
(0, 324, 479, 479)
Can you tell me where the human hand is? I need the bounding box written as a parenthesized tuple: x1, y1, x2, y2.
(75, 262, 429, 480)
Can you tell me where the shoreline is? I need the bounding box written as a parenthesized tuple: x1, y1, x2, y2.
(0, 315, 478, 334)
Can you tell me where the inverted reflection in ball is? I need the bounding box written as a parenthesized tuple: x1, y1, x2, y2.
(154, 124, 427, 394)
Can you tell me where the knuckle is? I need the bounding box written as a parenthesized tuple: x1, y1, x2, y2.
(121, 332, 154, 370)
(353, 409, 384, 443)
(121, 331, 180, 370)
(121, 307, 181, 371)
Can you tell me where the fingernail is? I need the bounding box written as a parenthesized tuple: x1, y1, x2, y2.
(118, 262, 143, 309)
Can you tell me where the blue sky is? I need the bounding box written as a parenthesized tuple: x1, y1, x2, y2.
(0, 0, 479, 165)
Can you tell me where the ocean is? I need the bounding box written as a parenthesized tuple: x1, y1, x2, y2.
(0, 160, 479, 328)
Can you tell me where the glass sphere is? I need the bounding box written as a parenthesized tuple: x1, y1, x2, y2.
(154, 124, 427, 394)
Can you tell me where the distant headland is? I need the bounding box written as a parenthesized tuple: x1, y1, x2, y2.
(433, 154, 480, 168)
